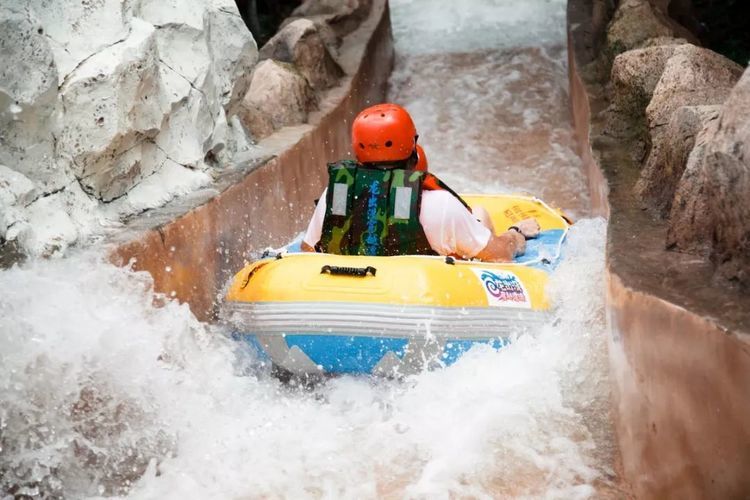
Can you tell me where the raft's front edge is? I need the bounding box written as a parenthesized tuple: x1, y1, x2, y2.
(225, 299, 549, 375)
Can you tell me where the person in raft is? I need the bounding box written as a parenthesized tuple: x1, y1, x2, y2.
(301, 103, 540, 262)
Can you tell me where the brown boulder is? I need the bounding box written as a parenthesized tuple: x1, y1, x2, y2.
(606, 0, 695, 56)
(291, 0, 372, 37)
(666, 117, 720, 254)
(259, 19, 343, 90)
(230, 59, 317, 140)
(605, 44, 682, 160)
(279, 15, 341, 56)
(668, 67, 750, 287)
(644, 45, 742, 208)
(635, 105, 720, 215)
(646, 45, 743, 132)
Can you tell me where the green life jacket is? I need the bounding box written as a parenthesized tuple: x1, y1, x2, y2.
(319, 160, 436, 256)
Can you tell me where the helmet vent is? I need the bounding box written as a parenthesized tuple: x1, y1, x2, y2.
(385, 140, 393, 147)
(359, 143, 365, 149)
(380, 113, 385, 117)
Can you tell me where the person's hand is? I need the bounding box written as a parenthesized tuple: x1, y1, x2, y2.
(512, 218, 541, 239)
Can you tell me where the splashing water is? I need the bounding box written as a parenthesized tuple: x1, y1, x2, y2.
(1, 0, 618, 498)
(1, 220, 610, 499)
(389, 0, 567, 55)
(389, 0, 590, 216)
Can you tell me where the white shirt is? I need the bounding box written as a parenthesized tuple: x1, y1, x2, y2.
(303, 189, 491, 258)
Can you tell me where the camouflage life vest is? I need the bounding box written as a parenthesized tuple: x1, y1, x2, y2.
(319, 160, 436, 256)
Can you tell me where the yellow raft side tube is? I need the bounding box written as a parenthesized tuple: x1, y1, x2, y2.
(225, 194, 569, 312)
(226, 255, 550, 310)
(222, 194, 570, 375)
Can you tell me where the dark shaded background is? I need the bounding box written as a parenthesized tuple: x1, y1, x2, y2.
(234, 0, 303, 47)
(670, 0, 750, 65)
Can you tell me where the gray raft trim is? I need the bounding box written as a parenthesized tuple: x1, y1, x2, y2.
(223, 301, 549, 338)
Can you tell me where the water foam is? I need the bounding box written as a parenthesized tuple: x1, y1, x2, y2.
(388, 0, 589, 216)
(1, 220, 610, 499)
(390, 0, 567, 55)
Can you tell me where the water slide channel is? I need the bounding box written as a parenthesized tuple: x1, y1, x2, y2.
(1, 0, 624, 497)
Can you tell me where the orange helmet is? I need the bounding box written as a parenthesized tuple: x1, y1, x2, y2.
(352, 103, 417, 163)
(415, 144, 428, 171)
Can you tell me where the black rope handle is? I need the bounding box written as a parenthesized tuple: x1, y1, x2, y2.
(320, 265, 377, 277)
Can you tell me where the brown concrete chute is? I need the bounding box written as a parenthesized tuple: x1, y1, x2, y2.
(609, 272, 750, 499)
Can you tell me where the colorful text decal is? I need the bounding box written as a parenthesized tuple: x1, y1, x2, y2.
(471, 269, 531, 308)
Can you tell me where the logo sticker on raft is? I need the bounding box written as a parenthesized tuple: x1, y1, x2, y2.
(471, 269, 531, 308)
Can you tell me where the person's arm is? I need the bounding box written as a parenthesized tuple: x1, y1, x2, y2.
(474, 218, 540, 262)
(474, 231, 525, 262)
(421, 192, 537, 262)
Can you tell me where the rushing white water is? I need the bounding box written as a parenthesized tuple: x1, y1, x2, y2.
(1, 221, 610, 499)
(389, 0, 567, 55)
(1, 0, 618, 498)
(389, 0, 589, 215)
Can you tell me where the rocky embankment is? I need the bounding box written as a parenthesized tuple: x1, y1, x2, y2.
(569, 0, 750, 497)
(0, 0, 367, 261)
(603, 0, 749, 288)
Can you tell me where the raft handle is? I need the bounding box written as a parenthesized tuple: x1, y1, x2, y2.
(320, 265, 377, 277)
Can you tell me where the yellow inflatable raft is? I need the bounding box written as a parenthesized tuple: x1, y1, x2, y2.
(222, 194, 571, 376)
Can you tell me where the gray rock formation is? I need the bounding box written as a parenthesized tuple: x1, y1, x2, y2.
(12, 192, 80, 258)
(204, 9, 261, 108)
(0, 4, 65, 194)
(0, 165, 36, 235)
(24, 0, 131, 84)
(668, 67, 750, 287)
(231, 60, 317, 140)
(635, 105, 720, 215)
(259, 19, 344, 90)
(57, 18, 171, 202)
(0, 0, 258, 257)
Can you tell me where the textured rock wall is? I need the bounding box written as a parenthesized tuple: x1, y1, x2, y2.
(0, 0, 258, 257)
(0, 0, 360, 260)
(635, 104, 720, 215)
(669, 67, 750, 286)
(601, 0, 749, 287)
(113, 0, 391, 321)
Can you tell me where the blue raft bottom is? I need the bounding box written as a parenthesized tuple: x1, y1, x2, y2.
(236, 333, 512, 374)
